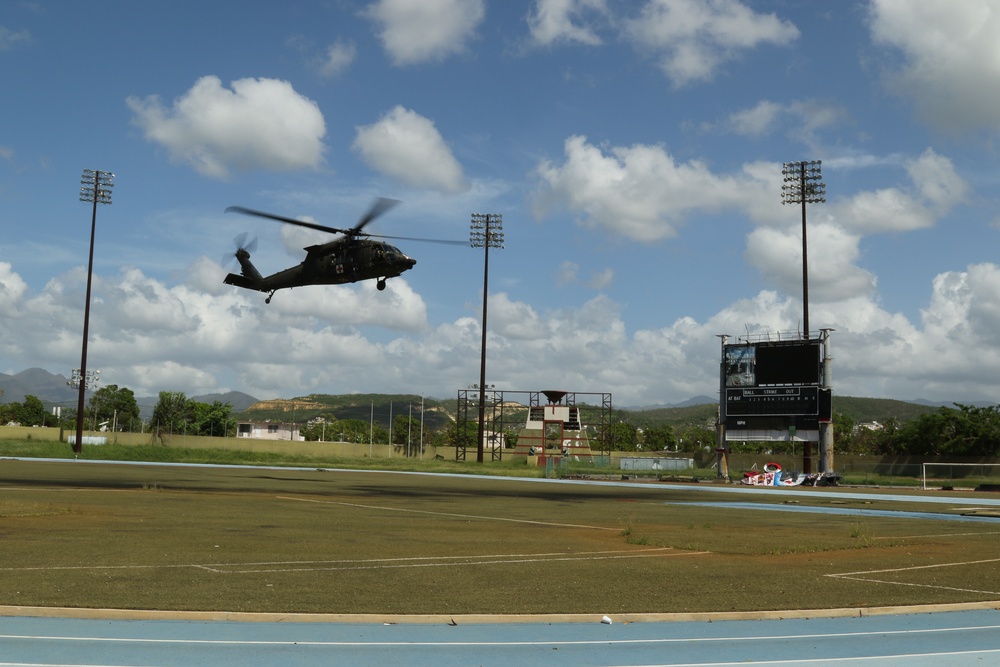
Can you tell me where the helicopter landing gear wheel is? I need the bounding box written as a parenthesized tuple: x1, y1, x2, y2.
(265, 290, 276, 304)
(377, 279, 387, 291)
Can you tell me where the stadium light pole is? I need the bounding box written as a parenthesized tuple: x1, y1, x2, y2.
(74, 169, 114, 456)
(470, 213, 504, 463)
(781, 161, 825, 339)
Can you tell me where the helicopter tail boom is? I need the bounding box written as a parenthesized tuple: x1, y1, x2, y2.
(224, 248, 266, 292)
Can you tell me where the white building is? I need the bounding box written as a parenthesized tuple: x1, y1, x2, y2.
(236, 421, 304, 441)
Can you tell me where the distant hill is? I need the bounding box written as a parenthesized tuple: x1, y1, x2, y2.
(623, 395, 949, 428)
(626, 395, 716, 411)
(239, 393, 457, 430)
(627, 402, 718, 428)
(135, 391, 259, 416)
(0, 368, 82, 406)
(831, 396, 942, 424)
(0, 369, 258, 421)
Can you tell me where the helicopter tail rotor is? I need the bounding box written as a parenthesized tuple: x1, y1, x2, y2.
(233, 232, 258, 255)
(222, 232, 264, 290)
(223, 232, 258, 268)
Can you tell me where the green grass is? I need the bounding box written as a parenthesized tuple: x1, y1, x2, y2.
(2, 438, 999, 616)
(0, 438, 548, 477)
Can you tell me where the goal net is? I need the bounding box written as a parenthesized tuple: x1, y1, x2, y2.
(921, 462, 1000, 491)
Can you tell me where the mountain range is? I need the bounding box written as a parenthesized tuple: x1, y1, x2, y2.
(0, 368, 259, 420)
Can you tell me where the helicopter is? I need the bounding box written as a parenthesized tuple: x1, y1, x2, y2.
(223, 198, 464, 303)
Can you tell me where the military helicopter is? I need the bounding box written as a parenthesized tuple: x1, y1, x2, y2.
(223, 198, 464, 303)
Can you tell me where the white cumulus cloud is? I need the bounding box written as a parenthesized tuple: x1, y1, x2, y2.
(533, 135, 771, 242)
(527, 0, 609, 46)
(365, 0, 485, 65)
(127, 76, 326, 179)
(353, 106, 469, 193)
(869, 0, 1000, 133)
(320, 39, 358, 77)
(625, 0, 799, 86)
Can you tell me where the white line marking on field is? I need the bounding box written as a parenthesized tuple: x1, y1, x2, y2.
(199, 548, 707, 574)
(827, 557, 1000, 595)
(873, 530, 1000, 539)
(278, 495, 622, 531)
(0, 549, 706, 575)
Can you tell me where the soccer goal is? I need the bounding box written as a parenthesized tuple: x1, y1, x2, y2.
(921, 462, 1000, 490)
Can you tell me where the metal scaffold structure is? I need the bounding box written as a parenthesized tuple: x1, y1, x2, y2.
(455, 389, 613, 463)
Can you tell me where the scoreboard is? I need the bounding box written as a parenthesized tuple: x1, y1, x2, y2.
(721, 339, 831, 437)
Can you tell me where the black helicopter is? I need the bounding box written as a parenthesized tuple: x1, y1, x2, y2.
(223, 198, 463, 303)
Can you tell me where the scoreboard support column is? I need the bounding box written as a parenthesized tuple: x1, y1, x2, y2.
(818, 328, 835, 473)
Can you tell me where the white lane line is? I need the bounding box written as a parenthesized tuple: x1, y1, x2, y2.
(3, 623, 1000, 646)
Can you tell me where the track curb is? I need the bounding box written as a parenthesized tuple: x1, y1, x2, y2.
(2, 600, 998, 624)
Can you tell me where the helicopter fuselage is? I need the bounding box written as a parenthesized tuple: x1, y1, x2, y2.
(224, 238, 416, 300)
(222, 198, 459, 303)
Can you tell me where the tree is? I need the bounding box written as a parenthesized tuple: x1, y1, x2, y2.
(393, 413, 422, 453)
(371, 421, 390, 445)
(675, 425, 717, 452)
(641, 424, 677, 451)
(444, 420, 478, 449)
(0, 402, 14, 425)
(16, 395, 46, 427)
(892, 404, 1000, 457)
(337, 419, 371, 443)
(300, 418, 337, 442)
(88, 384, 140, 431)
(832, 411, 855, 450)
(606, 421, 639, 451)
(191, 400, 236, 437)
(150, 391, 193, 439)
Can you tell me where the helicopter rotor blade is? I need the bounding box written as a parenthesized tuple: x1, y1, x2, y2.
(353, 197, 401, 234)
(226, 206, 352, 236)
(366, 232, 468, 246)
(225, 200, 461, 245)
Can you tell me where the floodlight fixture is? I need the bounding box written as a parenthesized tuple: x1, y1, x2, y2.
(469, 213, 504, 249)
(781, 160, 825, 339)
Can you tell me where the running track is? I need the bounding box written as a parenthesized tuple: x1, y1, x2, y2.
(2, 461, 1000, 665)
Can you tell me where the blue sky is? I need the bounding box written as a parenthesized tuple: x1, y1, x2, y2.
(2, 0, 1000, 407)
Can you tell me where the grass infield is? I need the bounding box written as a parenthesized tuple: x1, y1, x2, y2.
(1, 450, 999, 616)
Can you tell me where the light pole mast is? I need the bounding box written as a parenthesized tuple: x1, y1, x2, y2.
(74, 169, 114, 455)
(470, 213, 504, 463)
(781, 161, 825, 339)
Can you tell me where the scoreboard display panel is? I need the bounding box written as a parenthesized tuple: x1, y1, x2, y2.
(754, 341, 821, 385)
(725, 386, 819, 416)
(722, 339, 829, 430)
(724, 340, 821, 388)
(724, 386, 831, 431)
